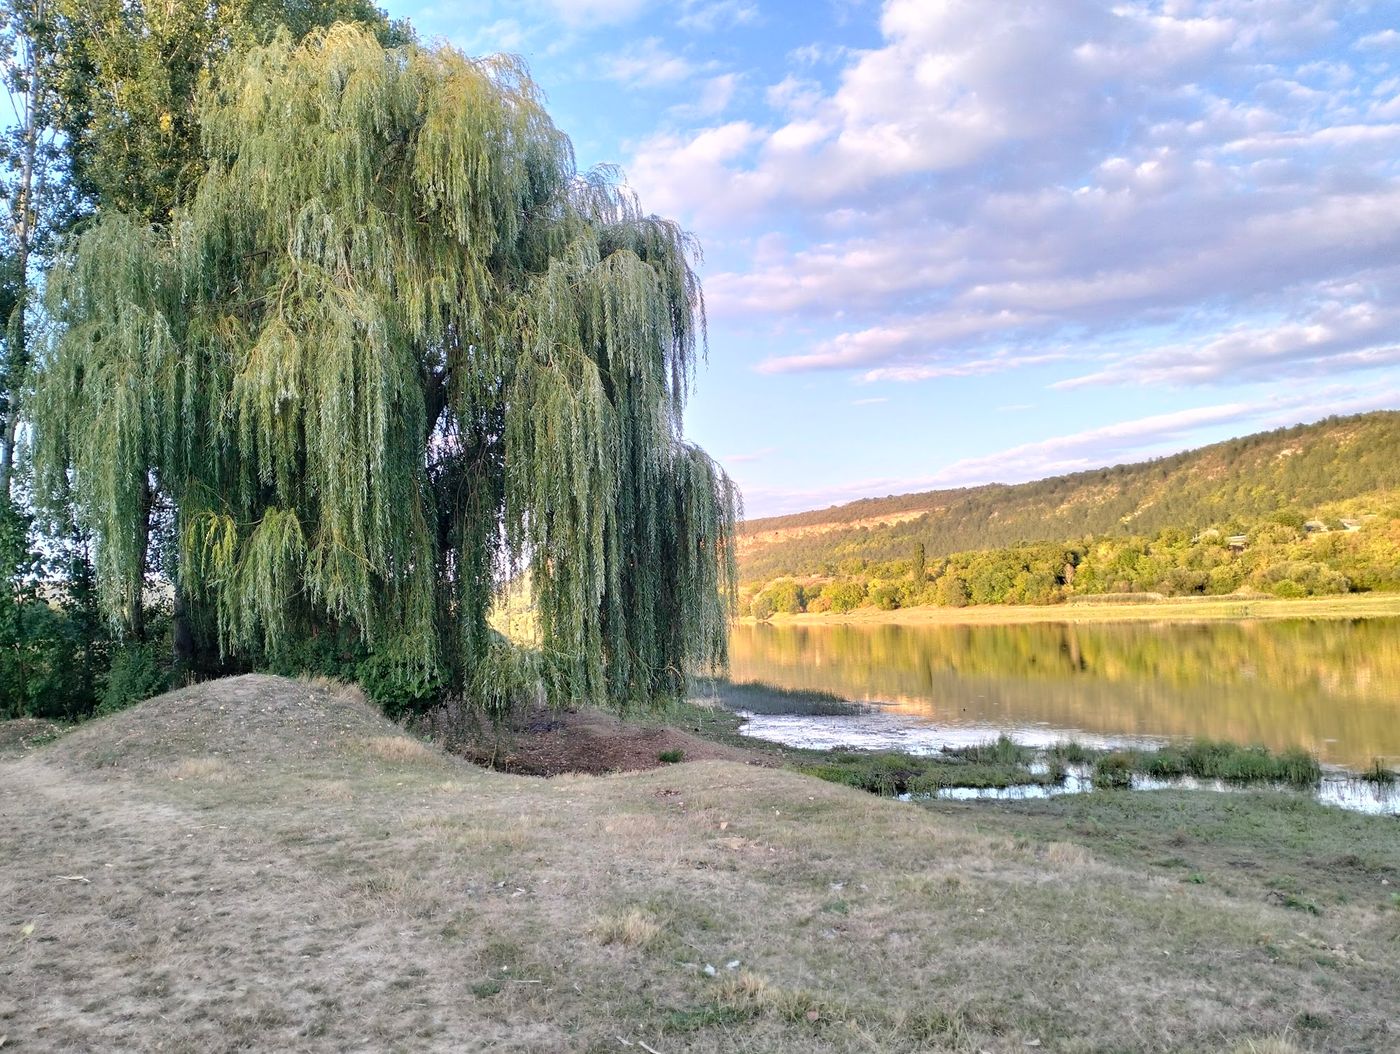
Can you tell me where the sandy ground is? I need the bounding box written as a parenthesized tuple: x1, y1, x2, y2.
(739, 591, 1400, 627)
(1, 675, 1396, 1053)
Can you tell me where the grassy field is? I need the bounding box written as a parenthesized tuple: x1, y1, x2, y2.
(2, 675, 1397, 1052)
(741, 591, 1400, 627)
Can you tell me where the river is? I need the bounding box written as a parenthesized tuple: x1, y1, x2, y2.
(728, 618, 1400, 771)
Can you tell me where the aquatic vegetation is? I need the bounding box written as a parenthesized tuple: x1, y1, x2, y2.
(942, 734, 1033, 766)
(1361, 758, 1396, 785)
(1095, 740, 1322, 789)
(1093, 752, 1136, 789)
(1048, 740, 1100, 765)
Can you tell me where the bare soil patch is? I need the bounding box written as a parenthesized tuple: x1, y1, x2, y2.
(423, 702, 772, 776)
(0, 717, 63, 758)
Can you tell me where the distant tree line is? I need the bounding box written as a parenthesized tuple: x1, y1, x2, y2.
(741, 506, 1400, 617)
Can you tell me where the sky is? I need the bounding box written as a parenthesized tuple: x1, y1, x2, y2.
(390, 0, 1400, 517)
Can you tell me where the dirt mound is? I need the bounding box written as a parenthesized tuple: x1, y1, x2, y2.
(44, 673, 408, 776)
(439, 704, 771, 776)
(0, 717, 65, 758)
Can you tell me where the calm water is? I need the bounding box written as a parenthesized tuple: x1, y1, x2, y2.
(729, 618, 1400, 771)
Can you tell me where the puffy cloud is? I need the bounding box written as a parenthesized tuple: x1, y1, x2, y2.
(626, 0, 1400, 389)
(605, 37, 710, 86)
(1357, 29, 1400, 51)
(1059, 296, 1400, 388)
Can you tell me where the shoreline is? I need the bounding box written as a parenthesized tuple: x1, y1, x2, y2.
(735, 591, 1400, 627)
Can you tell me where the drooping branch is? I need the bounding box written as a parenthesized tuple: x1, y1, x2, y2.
(32, 24, 738, 708)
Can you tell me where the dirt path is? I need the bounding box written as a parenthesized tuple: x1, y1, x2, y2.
(0, 756, 563, 1052)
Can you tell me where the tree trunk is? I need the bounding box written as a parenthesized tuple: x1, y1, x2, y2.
(172, 587, 194, 669)
(0, 0, 44, 502)
(128, 478, 151, 642)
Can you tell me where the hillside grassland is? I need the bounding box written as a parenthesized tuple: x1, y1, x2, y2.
(2, 675, 1398, 1053)
(741, 412, 1400, 576)
(738, 413, 1400, 618)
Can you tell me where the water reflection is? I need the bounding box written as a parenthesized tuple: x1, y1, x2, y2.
(730, 618, 1400, 770)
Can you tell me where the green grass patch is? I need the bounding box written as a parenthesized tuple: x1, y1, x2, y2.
(658, 749, 685, 764)
(799, 749, 1063, 797)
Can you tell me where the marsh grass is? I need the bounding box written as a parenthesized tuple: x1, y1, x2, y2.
(692, 678, 866, 716)
(943, 734, 1033, 766)
(1048, 740, 1099, 765)
(800, 749, 1063, 796)
(1094, 740, 1322, 788)
(1361, 758, 1397, 784)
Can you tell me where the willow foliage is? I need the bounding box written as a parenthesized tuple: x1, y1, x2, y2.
(34, 25, 738, 708)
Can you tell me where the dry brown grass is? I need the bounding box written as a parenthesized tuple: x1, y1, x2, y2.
(1, 674, 1396, 1053)
(1226, 1040, 1305, 1054)
(168, 757, 231, 782)
(361, 734, 432, 763)
(591, 907, 663, 949)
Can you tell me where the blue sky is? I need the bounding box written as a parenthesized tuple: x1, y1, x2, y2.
(390, 0, 1400, 517)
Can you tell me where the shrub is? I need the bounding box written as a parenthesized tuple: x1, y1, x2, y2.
(869, 582, 901, 611)
(356, 637, 449, 719)
(764, 579, 806, 615)
(934, 575, 969, 607)
(658, 748, 685, 763)
(1092, 752, 1135, 789)
(99, 642, 172, 715)
(826, 581, 867, 613)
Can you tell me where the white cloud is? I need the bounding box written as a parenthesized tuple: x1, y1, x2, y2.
(623, 0, 1400, 389)
(755, 313, 1049, 374)
(544, 0, 651, 25)
(605, 37, 710, 86)
(1357, 29, 1400, 51)
(671, 73, 740, 119)
(1058, 296, 1400, 388)
(678, 0, 758, 32)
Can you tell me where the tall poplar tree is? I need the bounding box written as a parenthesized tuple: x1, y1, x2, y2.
(33, 26, 738, 709)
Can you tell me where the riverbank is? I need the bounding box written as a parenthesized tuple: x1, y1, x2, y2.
(738, 591, 1400, 627)
(3, 676, 1397, 1052)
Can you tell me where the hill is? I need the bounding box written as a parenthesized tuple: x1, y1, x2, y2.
(2, 675, 1399, 1051)
(739, 411, 1400, 584)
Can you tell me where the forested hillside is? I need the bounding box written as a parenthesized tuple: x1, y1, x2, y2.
(740, 412, 1400, 583)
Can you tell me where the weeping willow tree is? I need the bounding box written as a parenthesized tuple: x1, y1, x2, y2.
(32, 24, 739, 709)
